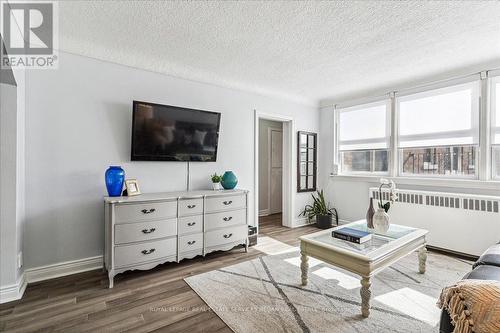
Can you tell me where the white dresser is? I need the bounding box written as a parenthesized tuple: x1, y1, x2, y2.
(104, 189, 248, 288)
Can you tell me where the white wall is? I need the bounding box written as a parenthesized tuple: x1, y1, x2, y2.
(258, 119, 282, 215)
(24, 51, 319, 269)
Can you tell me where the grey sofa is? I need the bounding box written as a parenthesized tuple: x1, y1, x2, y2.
(439, 242, 500, 332)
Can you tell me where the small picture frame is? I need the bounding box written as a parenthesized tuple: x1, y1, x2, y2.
(125, 179, 141, 196)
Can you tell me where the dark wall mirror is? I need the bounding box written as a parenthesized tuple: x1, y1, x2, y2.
(297, 131, 317, 192)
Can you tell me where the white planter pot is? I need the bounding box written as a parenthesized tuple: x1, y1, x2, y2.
(212, 182, 221, 191)
(373, 208, 390, 234)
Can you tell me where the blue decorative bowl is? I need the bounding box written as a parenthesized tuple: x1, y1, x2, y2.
(105, 166, 125, 196)
(221, 171, 238, 190)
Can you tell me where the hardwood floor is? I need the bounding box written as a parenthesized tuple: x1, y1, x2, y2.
(0, 216, 317, 333)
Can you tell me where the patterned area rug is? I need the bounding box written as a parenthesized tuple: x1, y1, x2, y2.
(185, 242, 472, 333)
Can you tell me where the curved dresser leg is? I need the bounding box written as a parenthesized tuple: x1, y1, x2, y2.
(108, 270, 115, 289)
(360, 276, 372, 318)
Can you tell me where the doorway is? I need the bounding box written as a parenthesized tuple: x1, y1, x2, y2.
(254, 111, 294, 231)
(258, 120, 283, 220)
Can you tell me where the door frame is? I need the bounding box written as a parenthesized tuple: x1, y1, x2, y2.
(254, 110, 295, 230)
(268, 127, 283, 215)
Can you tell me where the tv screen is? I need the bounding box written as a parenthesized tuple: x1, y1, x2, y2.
(131, 101, 221, 161)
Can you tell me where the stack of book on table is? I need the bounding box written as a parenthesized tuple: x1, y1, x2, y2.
(332, 227, 372, 244)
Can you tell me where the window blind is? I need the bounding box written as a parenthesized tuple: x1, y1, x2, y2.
(397, 82, 480, 148)
(338, 101, 390, 151)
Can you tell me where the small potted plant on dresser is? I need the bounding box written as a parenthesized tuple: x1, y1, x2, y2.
(211, 173, 222, 190)
(300, 190, 338, 229)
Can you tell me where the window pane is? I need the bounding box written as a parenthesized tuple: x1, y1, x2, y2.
(307, 162, 314, 175)
(400, 145, 476, 177)
(338, 101, 389, 150)
(300, 134, 308, 148)
(374, 150, 388, 172)
(300, 162, 306, 175)
(493, 147, 500, 178)
(341, 150, 388, 173)
(308, 135, 315, 148)
(307, 176, 314, 189)
(398, 82, 479, 148)
(493, 81, 500, 144)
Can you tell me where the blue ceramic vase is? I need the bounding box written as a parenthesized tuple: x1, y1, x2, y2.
(105, 166, 125, 197)
(221, 171, 238, 190)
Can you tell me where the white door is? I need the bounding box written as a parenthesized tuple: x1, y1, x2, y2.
(269, 129, 283, 214)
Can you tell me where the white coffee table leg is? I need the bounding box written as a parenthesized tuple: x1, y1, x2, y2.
(360, 276, 371, 318)
(418, 246, 427, 274)
(300, 250, 309, 286)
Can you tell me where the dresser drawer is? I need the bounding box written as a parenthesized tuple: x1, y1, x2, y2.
(178, 198, 203, 216)
(205, 195, 246, 213)
(178, 233, 203, 253)
(178, 215, 203, 235)
(115, 201, 177, 224)
(114, 238, 176, 268)
(115, 219, 177, 244)
(205, 225, 247, 248)
(205, 209, 246, 230)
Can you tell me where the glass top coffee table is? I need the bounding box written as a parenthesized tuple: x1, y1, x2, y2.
(299, 220, 428, 318)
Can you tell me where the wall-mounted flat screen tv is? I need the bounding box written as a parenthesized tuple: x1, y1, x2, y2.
(131, 101, 221, 161)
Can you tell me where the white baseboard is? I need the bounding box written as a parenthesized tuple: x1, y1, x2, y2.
(291, 217, 314, 228)
(0, 273, 27, 304)
(258, 209, 270, 216)
(25, 255, 103, 283)
(292, 218, 352, 229)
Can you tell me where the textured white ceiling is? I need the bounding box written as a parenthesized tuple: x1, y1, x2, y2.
(58, 1, 500, 106)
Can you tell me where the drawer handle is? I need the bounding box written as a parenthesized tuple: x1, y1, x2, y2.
(187, 204, 196, 209)
(223, 233, 233, 239)
(187, 222, 196, 226)
(223, 216, 233, 222)
(141, 208, 156, 214)
(141, 248, 156, 255)
(223, 200, 233, 205)
(187, 240, 196, 245)
(141, 228, 156, 234)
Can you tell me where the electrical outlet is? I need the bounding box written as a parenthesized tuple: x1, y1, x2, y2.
(17, 252, 23, 269)
(331, 164, 339, 175)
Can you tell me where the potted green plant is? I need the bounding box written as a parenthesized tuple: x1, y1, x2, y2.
(300, 190, 338, 229)
(211, 173, 222, 191)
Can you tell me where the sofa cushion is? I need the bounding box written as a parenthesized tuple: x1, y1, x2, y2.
(473, 243, 500, 269)
(464, 264, 500, 280)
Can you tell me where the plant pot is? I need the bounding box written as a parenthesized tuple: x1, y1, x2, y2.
(373, 208, 390, 234)
(316, 214, 333, 229)
(212, 182, 221, 191)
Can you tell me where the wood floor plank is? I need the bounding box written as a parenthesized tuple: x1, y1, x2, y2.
(0, 215, 318, 333)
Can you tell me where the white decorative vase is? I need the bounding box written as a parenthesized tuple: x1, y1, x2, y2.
(212, 182, 221, 191)
(373, 208, 390, 234)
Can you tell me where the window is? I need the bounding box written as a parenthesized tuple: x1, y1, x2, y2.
(338, 101, 390, 173)
(397, 82, 480, 177)
(492, 76, 500, 178)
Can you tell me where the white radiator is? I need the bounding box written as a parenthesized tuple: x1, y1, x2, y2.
(369, 188, 500, 256)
